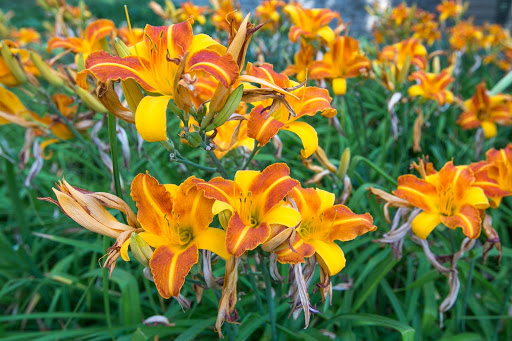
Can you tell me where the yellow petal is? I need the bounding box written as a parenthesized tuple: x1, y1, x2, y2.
(194, 227, 230, 260)
(411, 211, 442, 239)
(316, 188, 335, 211)
(120, 238, 131, 261)
(234, 170, 259, 193)
(408, 85, 424, 98)
(481, 121, 497, 138)
(263, 205, 302, 227)
(309, 239, 346, 276)
(135, 95, 171, 142)
(317, 26, 335, 44)
(463, 187, 490, 209)
(332, 77, 347, 95)
(212, 200, 234, 215)
(282, 121, 318, 158)
(138, 231, 166, 248)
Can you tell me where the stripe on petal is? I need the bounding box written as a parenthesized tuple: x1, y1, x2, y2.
(194, 177, 237, 205)
(247, 105, 285, 146)
(441, 205, 482, 239)
(188, 50, 239, 88)
(394, 174, 437, 211)
(275, 232, 314, 264)
(226, 213, 271, 257)
(150, 244, 198, 298)
(324, 205, 376, 242)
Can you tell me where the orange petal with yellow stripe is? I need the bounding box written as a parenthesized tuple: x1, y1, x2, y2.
(324, 205, 376, 242)
(226, 213, 271, 257)
(441, 205, 482, 239)
(150, 244, 198, 298)
(188, 50, 239, 88)
(394, 175, 438, 211)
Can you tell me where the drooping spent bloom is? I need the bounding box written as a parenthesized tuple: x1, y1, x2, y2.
(457, 82, 512, 138)
(255, 0, 285, 32)
(436, 0, 465, 22)
(408, 69, 454, 105)
(283, 3, 341, 44)
(245, 63, 337, 157)
(470, 144, 512, 207)
(309, 35, 370, 95)
(194, 163, 301, 257)
(394, 161, 489, 239)
(76, 19, 239, 142)
(130, 173, 229, 298)
(275, 185, 376, 277)
(47, 19, 115, 60)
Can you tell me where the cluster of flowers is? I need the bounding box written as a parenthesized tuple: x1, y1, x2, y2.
(43, 163, 376, 334)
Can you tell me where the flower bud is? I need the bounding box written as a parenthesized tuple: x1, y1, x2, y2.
(130, 233, 153, 267)
(202, 84, 243, 132)
(29, 52, 66, 88)
(337, 147, 351, 179)
(114, 38, 131, 57)
(185, 131, 202, 148)
(218, 209, 232, 230)
(1, 42, 27, 84)
(74, 85, 108, 113)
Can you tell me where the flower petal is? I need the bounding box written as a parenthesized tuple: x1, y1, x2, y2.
(441, 205, 482, 239)
(411, 211, 442, 239)
(150, 244, 198, 298)
(263, 205, 302, 227)
(188, 50, 239, 88)
(309, 239, 346, 276)
(394, 174, 438, 211)
(324, 205, 376, 242)
(282, 121, 318, 158)
(194, 227, 230, 260)
(275, 231, 315, 264)
(226, 212, 271, 257)
(247, 105, 285, 146)
(135, 95, 171, 142)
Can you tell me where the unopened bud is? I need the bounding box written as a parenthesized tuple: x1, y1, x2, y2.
(76, 53, 85, 72)
(30, 52, 66, 88)
(74, 85, 108, 113)
(218, 210, 232, 230)
(1, 42, 27, 84)
(337, 147, 351, 179)
(114, 38, 131, 57)
(121, 79, 144, 113)
(185, 131, 202, 148)
(130, 233, 153, 267)
(202, 84, 243, 131)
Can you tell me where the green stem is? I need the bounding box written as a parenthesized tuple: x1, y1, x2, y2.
(350, 155, 398, 186)
(159, 141, 217, 173)
(102, 236, 114, 341)
(242, 140, 261, 170)
(489, 69, 512, 95)
(207, 149, 229, 178)
(107, 114, 123, 199)
(259, 254, 277, 341)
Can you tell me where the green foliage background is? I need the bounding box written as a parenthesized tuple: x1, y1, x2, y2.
(0, 1, 511, 340)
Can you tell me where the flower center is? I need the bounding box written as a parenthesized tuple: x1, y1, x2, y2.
(438, 185, 455, 216)
(238, 191, 259, 228)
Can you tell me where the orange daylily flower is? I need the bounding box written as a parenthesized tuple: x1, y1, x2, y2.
(130, 173, 229, 298)
(118, 27, 144, 47)
(76, 20, 239, 142)
(457, 82, 512, 138)
(379, 38, 428, 75)
(212, 118, 255, 159)
(275, 185, 376, 276)
(449, 21, 483, 51)
(0, 42, 39, 86)
(10, 28, 41, 45)
(436, 0, 464, 22)
(283, 40, 315, 83)
(480, 24, 508, 49)
(470, 144, 512, 208)
(413, 20, 441, 46)
(47, 19, 115, 60)
(194, 163, 301, 257)
(255, 0, 285, 32)
(283, 3, 341, 44)
(394, 161, 489, 239)
(211, 0, 243, 32)
(309, 35, 370, 95)
(245, 63, 336, 157)
(390, 3, 412, 26)
(178, 2, 209, 25)
(408, 69, 454, 105)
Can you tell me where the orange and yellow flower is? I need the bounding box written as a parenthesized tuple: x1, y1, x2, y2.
(379, 38, 428, 72)
(10, 28, 41, 45)
(76, 20, 239, 142)
(394, 161, 489, 239)
(47, 19, 115, 60)
(117, 27, 144, 47)
(283, 40, 315, 82)
(408, 69, 454, 105)
(129, 173, 229, 298)
(194, 163, 301, 257)
(309, 35, 370, 95)
(283, 3, 340, 44)
(449, 21, 483, 51)
(211, 0, 243, 32)
(255, 0, 285, 32)
(457, 82, 512, 138)
(177, 2, 209, 25)
(275, 185, 376, 276)
(245, 63, 336, 157)
(413, 20, 441, 46)
(390, 3, 412, 27)
(436, 0, 464, 22)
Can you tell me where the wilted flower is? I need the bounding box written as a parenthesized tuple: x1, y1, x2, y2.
(457, 82, 512, 138)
